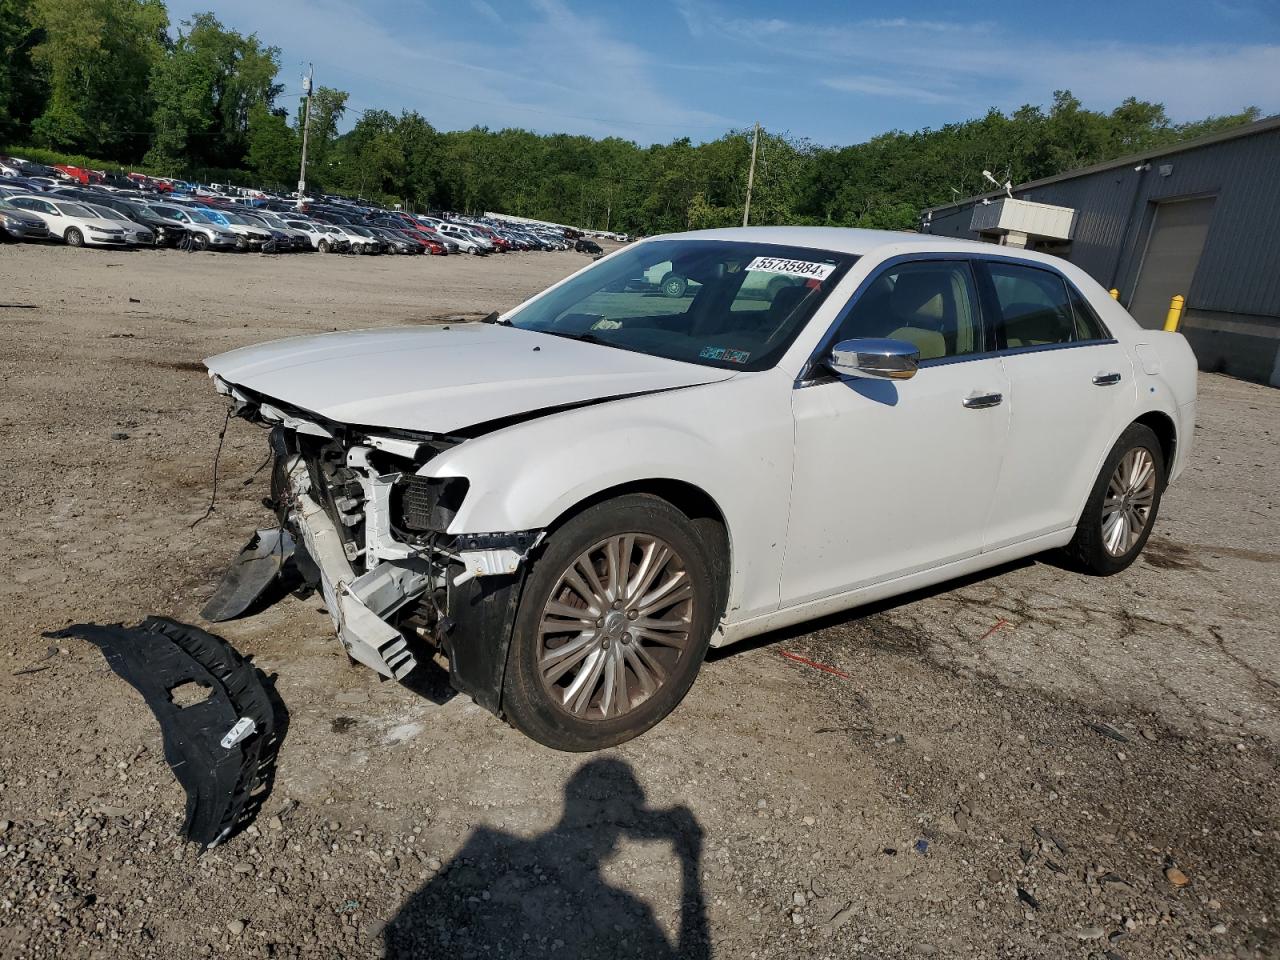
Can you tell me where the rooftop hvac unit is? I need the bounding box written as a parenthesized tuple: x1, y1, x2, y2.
(970, 198, 1075, 246)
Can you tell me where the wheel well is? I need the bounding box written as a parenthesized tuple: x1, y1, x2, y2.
(545, 479, 732, 621)
(1134, 411, 1177, 473)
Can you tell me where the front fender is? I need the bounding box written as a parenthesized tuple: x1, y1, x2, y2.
(421, 373, 796, 622)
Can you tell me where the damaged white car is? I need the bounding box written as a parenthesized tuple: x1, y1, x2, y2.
(204, 227, 1197, 751)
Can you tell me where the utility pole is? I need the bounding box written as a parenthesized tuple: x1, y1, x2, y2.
(742, 121, 760, 227)
(296, 64, 314, 210)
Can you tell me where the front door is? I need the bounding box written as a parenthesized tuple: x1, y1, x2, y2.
(781, 258, 1010, 607)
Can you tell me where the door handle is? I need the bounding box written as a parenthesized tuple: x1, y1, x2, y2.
(962, 392, 1003, 409)
(1093, 372, 1123, 386)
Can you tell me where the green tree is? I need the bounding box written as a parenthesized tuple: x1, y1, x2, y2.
(146, 12, 281, 168)
(27, 0, 166, 158)
(246, 102, 296, 187)
(0, 0, 44, 143)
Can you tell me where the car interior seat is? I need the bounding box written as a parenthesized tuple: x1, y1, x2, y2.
(887, 271, 953, 360)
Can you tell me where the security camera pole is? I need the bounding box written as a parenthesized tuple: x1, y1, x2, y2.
(742, 121, 760, 227)
(296, 64, 314, 211)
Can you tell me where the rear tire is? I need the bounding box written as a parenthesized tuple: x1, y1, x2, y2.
(1065, 423, 1166, 575)
(502, 494, 718, 751)
(64, 227, 84, 247)
(661, 272, 688, 298)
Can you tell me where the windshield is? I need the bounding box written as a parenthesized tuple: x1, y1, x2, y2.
(90, 206, 126, 221)
(505, 239, 857, 371)
(55, 202, 96, 218)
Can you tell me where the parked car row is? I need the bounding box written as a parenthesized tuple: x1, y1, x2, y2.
(1, 160, 599, 258)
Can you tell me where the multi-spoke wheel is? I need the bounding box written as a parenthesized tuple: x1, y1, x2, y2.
(1067, 423, 1166, 574)
(503, 494, 719, 751)
(1101, 448, 1157, 557)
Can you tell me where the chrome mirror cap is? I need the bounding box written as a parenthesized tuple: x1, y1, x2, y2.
(828, 338, 921, 380)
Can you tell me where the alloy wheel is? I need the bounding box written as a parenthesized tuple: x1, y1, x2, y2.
(1101, 448, 1157, 556)
(537, 534, 694, 721)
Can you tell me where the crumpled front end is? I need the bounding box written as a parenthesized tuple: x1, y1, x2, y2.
(211, 375, 542, 701)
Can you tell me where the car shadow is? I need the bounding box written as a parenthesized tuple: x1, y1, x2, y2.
(707, 555, 1038, 662)
(382, 757, 710, 959)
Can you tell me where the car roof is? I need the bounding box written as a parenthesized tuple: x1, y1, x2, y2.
(651, 225, 1070, 268)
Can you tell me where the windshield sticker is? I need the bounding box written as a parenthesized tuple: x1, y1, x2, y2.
(700, 346, 751, 363)
(745, 256, 836, 281)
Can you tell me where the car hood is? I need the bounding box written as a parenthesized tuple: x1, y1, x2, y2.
(204, 323, 736, 434)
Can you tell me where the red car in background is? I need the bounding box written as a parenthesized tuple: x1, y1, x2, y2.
(53, 164, 101, 185)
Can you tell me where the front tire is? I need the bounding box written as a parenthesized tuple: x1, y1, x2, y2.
(191, 233, 208, 250)
(64, 227, 84, 247)
(1065, 423, 1166, 575)
(318, 239, 331, 253)
(502, 494, 718, 751)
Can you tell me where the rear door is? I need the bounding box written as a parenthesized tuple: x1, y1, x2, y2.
(979, 259, 1136, 549)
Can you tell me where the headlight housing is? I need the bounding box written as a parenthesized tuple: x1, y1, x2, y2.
(391, 476, 469, 535)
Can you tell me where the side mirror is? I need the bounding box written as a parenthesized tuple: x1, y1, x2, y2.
(828, 338, 920, 380)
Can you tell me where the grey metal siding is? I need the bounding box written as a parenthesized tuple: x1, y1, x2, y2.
(923, 125, 1280, 320)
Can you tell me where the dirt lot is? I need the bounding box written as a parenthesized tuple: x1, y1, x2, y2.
(1, 242, 1277, 960)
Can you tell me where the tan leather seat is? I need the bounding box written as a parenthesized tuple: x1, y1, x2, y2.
(888, 326, 946, 359)
(888, 272, 954, 359)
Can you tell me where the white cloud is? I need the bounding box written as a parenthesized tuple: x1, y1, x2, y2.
(676, 1, 1280, 122)
(823, 75, 960, 105)
(165, 0, 738, 142)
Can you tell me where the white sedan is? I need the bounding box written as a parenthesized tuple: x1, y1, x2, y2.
(204, 227, 1197, 750)
(7, 195, 128, 246)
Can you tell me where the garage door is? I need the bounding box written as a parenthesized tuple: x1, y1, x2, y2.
(1127, 196, 1216, 329)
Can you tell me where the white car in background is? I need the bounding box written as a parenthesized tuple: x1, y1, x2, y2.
(6, 195, 128, 246)
(203, 227, 1197, 751)
(82, 203, 155, 246)
(282, 218, 332, 251)
(438, 222, 494, 253)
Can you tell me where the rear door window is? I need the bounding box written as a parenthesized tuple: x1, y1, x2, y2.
(986, 262, 1077, 349)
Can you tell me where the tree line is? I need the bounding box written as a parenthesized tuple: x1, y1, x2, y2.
(0, 1, 1262, 233)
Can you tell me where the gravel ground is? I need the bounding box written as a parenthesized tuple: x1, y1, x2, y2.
(0, 242, 1276, 959)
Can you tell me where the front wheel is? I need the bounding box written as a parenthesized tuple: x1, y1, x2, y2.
(318, 239, 330, 253)
(1065, 423, 1166, 575)
(190, 232, 208, 251)
(64, 227, 84, 247)
(502, 494, 718, 751)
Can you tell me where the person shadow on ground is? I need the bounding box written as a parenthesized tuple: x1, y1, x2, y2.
(382, 757, 710, 959)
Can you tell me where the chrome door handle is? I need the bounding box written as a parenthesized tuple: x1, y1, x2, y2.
(1093, 372, 1123, 386)
(962, 392, 1003, 409)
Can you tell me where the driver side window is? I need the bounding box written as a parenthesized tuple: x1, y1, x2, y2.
(835, 260, 983, 361)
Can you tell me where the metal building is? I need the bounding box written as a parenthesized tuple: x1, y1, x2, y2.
(920, 114, 1280, 386)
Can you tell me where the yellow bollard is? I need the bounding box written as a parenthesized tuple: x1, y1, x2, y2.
(1109, 288, 1120, 300)
(1163, 294, 1185, 332)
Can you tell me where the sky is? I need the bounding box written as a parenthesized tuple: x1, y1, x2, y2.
(166, 0, 1280, 146)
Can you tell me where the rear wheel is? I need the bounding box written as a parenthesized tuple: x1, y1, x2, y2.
(1065, 423, 1166, 575)
(64, 227, 84, 247)
(661, 272, 688, 298)
(502, 494, 718, 751)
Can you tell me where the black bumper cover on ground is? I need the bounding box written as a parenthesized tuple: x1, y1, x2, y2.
(46, 617, 282, 848)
